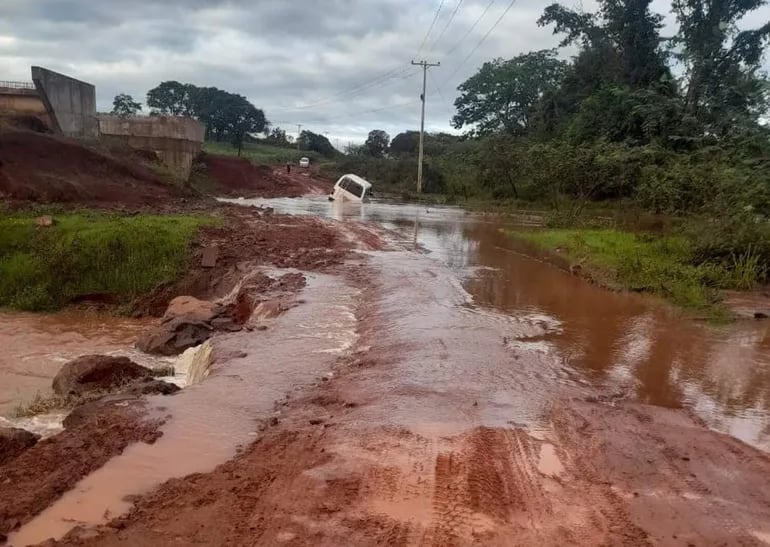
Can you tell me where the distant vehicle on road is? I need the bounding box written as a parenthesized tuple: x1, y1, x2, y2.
(329, 174, 372, 203)
(299, 157, 310, 168)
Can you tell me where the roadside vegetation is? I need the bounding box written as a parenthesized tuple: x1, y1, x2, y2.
(0, 211, 215, 311)
(515, 229, 748, 318)
(203, 141, 328, 167)
(318, 0, 770, 307)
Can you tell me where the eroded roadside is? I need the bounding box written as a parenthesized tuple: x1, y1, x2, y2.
(0, 198, 360, 544)
(46, 235, 770, 546)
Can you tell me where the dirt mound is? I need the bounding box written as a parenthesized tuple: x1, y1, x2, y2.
(199, 153, 307, 198)
(52, 355, 154, 396)
(0, 131, 177, 205)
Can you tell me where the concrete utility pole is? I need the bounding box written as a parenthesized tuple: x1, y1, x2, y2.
(411, 60, 440, 193)
(296, 124, 302, 151)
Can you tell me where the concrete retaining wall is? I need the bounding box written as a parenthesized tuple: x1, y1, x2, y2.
(31, 66, 97, 137)
(0, 87, 46, 115)
(98, 115, 205, 181)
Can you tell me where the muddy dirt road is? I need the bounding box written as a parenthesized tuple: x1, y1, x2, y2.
(3, 197, 770, 546)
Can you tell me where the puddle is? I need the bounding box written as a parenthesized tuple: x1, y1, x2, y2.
(537, 443, 565, 477)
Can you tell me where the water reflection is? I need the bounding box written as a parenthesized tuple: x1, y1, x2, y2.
(222, 197, 770, 450)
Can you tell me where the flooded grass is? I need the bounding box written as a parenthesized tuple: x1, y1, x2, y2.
(0, 212, 217, 311)
(512, 228, 730, 318)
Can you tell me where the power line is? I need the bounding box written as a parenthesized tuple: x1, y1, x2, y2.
(441, 0, 518, 86)
(272, 66, 412, 112)
(417, 0, 447, 55)
(291, 99, 419, 126)
(444, 0, 496, 57)
(429, 70, 447, 103)
(428, 0, 464, 53)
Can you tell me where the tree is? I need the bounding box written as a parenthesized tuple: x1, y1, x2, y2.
(452, 50, 567, 136)
(146, 81, 194, 116)
(111, 93, 142, 117)
(539, 1, 669, 89)
(298, 130, 336, 157)
(265, 127, 292, 147)
(145, 81, 270, 147)
(672, 0, 770, 135)
(363, 129, 390, 157)
(390, 131, 420, 155)
(227, 97, 268, 156)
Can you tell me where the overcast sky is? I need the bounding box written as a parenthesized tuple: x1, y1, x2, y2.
(1, 0, 769, 145)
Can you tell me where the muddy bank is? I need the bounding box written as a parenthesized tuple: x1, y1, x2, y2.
(0, 400, 161, 539)
(134, 205, 349, 317)
(198, 153, 331, 198)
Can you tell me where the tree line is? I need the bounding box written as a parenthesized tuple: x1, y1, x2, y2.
(111, 81, 269, 155)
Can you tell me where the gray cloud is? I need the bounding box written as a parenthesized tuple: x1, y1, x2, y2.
(1, 0, 769, 144)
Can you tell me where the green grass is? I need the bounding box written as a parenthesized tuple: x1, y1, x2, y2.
(511, 228, 730, 317)
(0, 211, 216, 311)
(203, 141, 327, 166)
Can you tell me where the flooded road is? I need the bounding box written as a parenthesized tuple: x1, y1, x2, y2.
(224, 196, 770, 451)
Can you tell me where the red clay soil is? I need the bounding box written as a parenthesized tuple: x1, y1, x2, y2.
(199, 153, 330, 198)
(133, 206, 350, 317)
(0, 401, 161, 539)
(51, 388, 770, 546)
(0, 131, 179, 205)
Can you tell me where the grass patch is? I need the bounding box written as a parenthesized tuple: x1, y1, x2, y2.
(0, 211, 216, 311)
(511, 228, 731, 318)
(203, 141, 326, 166)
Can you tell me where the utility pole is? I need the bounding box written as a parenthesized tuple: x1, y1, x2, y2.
(296, 124, 302, 151)
(411, 60, 440, 193)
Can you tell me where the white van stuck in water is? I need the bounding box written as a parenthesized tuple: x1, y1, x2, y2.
(299, 157, 310, 168)
(329, 174, 372, 203)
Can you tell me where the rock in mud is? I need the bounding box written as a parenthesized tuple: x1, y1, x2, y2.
(0, 427, 40, 466)
(52, 355, 154, 396)
(137, 320, 214, 356)
(138, 292, 259, 355)
(123, 379, 181, 397)
(137, 296, 220, 356)
(162, 295, 219, 323)
(35, 215, 54, 227)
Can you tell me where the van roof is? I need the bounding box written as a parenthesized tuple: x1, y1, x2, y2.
(339, 173, 372, 189)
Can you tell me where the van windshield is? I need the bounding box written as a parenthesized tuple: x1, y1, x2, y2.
(346, 180, 364, 198)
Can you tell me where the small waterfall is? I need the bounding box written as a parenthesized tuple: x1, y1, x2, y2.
(173, 340, 214, 386)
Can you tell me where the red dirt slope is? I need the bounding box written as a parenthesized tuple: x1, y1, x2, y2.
(0, 131, 177, 205)
(200, 153, 327, 198)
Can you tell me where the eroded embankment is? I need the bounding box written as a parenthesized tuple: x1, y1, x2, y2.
(49, 243, 770, 546)
(0, 205, 359, 544)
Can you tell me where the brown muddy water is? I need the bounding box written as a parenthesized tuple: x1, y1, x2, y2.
(226, 196, 770, 451)
(0, 311, 157, 429)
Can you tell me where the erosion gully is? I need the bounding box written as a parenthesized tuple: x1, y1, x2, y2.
(2, 197, 769, 545)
